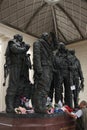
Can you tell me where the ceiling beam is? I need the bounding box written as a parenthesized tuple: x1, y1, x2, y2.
(0, 0, 3, 5)
(51, 6, 68, 42)
(0, 0, 4, 8)
(1, 22, 39, 39)
(57, 27, 68, 42)
(56, 3, 84, 39)
(51, 6, 58, 38)
(67, 38, 87, 45)
(24, 3, 47, 31)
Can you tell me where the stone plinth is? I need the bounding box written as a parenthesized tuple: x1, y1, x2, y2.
(0, 112, 75, 130)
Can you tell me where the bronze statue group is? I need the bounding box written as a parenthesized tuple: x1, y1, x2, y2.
(4, 32, 84, 114)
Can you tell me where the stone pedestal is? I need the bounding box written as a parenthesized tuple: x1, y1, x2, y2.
(0, 112, 75, 130)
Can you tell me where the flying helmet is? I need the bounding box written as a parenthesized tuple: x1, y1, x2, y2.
(14, 34, 23, 42)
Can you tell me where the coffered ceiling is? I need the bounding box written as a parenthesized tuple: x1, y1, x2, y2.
(0, 0, 87, 44)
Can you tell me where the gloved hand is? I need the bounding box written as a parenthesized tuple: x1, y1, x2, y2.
(37, 70, 42, 77)
(25, 44, 29, 51)
(80, 79, 84, 91)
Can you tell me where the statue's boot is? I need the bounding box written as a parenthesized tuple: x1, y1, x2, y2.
(5, 95, 15, 113)
(33, 91, 47, 113)
(74, 100, 79, 108)
(14, 95, 21, 108)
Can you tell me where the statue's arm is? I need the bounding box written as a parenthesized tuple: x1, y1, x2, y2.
(77, 59, 84, 80)
(33, 41, 42, 74)
(9, 41, 29, 54)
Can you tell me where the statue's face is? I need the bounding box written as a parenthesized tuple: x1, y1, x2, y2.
(17, 35, 23, 42)
(61, 45, 65, 50)
(48, 35, 52, 44)
(59, 43, 66, 51)
(70, 50, 75, 55)
(41, 32, 49, 41)
(14, 34, 23, 42)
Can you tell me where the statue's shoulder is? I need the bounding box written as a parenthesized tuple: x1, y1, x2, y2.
(33, 39, 41, 47)
(8, 39, 16, 45)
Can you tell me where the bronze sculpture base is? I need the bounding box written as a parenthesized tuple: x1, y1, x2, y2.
(0, 112, 75, 130)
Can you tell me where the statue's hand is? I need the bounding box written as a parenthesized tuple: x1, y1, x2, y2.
(25, 44, 29, 51)
(80, 79, 84, 91)
(81, 83, 84, 92)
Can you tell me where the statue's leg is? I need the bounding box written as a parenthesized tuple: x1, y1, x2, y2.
(5, 95, 15, 113)
(64, 77, 73, 108)
(5, 66, 21, 113)
(33, 91, 47, 113)
(33, 67, 53, 113)
(73, 90, 78, 108)
(73, 79, 79, 108)
(55, 76, 62, 104)
(48, 78, 54, 102)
